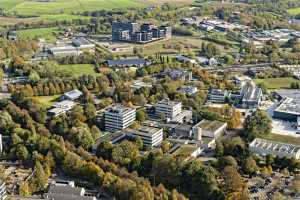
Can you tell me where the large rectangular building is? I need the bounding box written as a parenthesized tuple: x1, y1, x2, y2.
(249, 138, 300, 159)
(124, 126, 163, 148)
(105, 105, 136, 131)
(156, 99, 182, 120)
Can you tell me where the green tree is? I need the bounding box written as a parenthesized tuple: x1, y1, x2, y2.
(244, 110, 272, 140)
(242, 156, 258, 175)
(19, 181, 31, 196)
(136, 110, 146, 122)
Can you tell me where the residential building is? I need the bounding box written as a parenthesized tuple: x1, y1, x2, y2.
(156, 99, 182, 120)
(249, 138, 300, 159)
(112, 21, 171, 43)
(0, 180, 7, 200)
(124, 126, 163, 148)
(167, 69, 192, 81)
(61, 89, 83, 101)
(207, 89, 228, 103)
(104, 105, 136, 131)
(106, 58, 151, 68)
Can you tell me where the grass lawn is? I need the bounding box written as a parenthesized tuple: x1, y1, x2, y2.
(288, 7, 300, 15)
(260, 133, 300, 146)
(0, 0, 145, 16)
(253, 77, 300, 89)
(17, 27, 60, 42)
(32, 95, 60, 108)
(58, 64, 99, 77)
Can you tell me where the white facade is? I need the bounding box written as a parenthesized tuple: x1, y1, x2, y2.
(105, 105, 136, 131)
(156, 99, 182, 120)
(249, 138, 300, 159)
(48, 100, 75, 117)
(193, 119, 227, 138)
(125, 126, 163, 148)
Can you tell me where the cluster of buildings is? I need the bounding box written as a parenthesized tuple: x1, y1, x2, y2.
(198, 19, 249, 32)
(207, 77, 262, 109)
(48, 89, 83, 117)
(112, 21, 172, 44)
(243, 29, 300, 46)
(279, 64, 300, 80)
(48, 37, 95, 57)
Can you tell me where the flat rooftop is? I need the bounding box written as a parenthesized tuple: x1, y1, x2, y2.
(275, 97, 300, 115)
(124, 126, 162, 136)
(197, 119, 226, 132)
(250, 138, 300, 155)
(106, 105, 135, 114)
(157, 99, 181, 107)
(172, 144, 198, 157)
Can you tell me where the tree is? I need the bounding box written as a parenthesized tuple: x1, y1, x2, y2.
(136, 110, 146, 122)
(19, 181, 31, 196)
(91, 125, 101, 139)
(161, 140, 171, 153)
(244, 110, 272, 140)
(135, 136, 143, 150)
(32, 161, 47, 191)
(96, 141, 113, 160)
(84, 103, 96, 120)
(219, 156, 238, 169)
(16, 145, 29, 162)
(112, 141, 140, 168)
(223, 166, 247, 197)
(242, 156, 258, 175)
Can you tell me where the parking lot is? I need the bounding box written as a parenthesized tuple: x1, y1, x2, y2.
(248, 172, 295, 200)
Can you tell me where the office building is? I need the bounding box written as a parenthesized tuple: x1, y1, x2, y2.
(106, 58, 151, 68)
(44, 181, 96, 200)
(112, 21, 171, 43)
(72, 37, 95, 50)
(207, 89, 228, 103)
(124, 126, 163, 148)
(156, 99, 182, 120)
(240, 81, 262, 109)
(179, 85, 198, 95)
(0, 180, 7, 200)
(249, 138, 300, 159)
(48, 100, 75, 117)
(194, 119, 227, 138)
(105, 105, 136, 131)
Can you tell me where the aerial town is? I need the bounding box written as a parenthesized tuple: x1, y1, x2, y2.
(1, 0, 300, 200)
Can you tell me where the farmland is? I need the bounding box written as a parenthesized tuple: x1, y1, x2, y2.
(0, 0, 146, 16)
(287, 7, 300, 15)
(253, 77, 300, 89)
(16, 27, 60, 42)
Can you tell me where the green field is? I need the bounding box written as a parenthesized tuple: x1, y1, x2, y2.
(32, 95, 60, 108)
(287, 7, 300, 15)
(0, 0, 146, 16)
(260, 133, 300, 146)
(58, 64, 98, 77)
(17, 27, 60, 42)
(254, 77, 300, 89)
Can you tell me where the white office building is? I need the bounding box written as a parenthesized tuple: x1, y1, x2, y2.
(249, 138, 300, 159)
(156, 99, 182, 120)
(105, 105, 136, 131)
(48, 100, 75, 117)
(124, 126, 163, 148)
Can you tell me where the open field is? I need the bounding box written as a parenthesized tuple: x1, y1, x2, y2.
(0, 0, 146, 16)
(140, 36, 238, 56)
(260, 133, 300, 146)
(287, 7, 300, 15)
(32, 95, 60, 108)
(17, 27, 60, 42)
(58, 64, 98, 77)
(254, 77, 300, 89)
